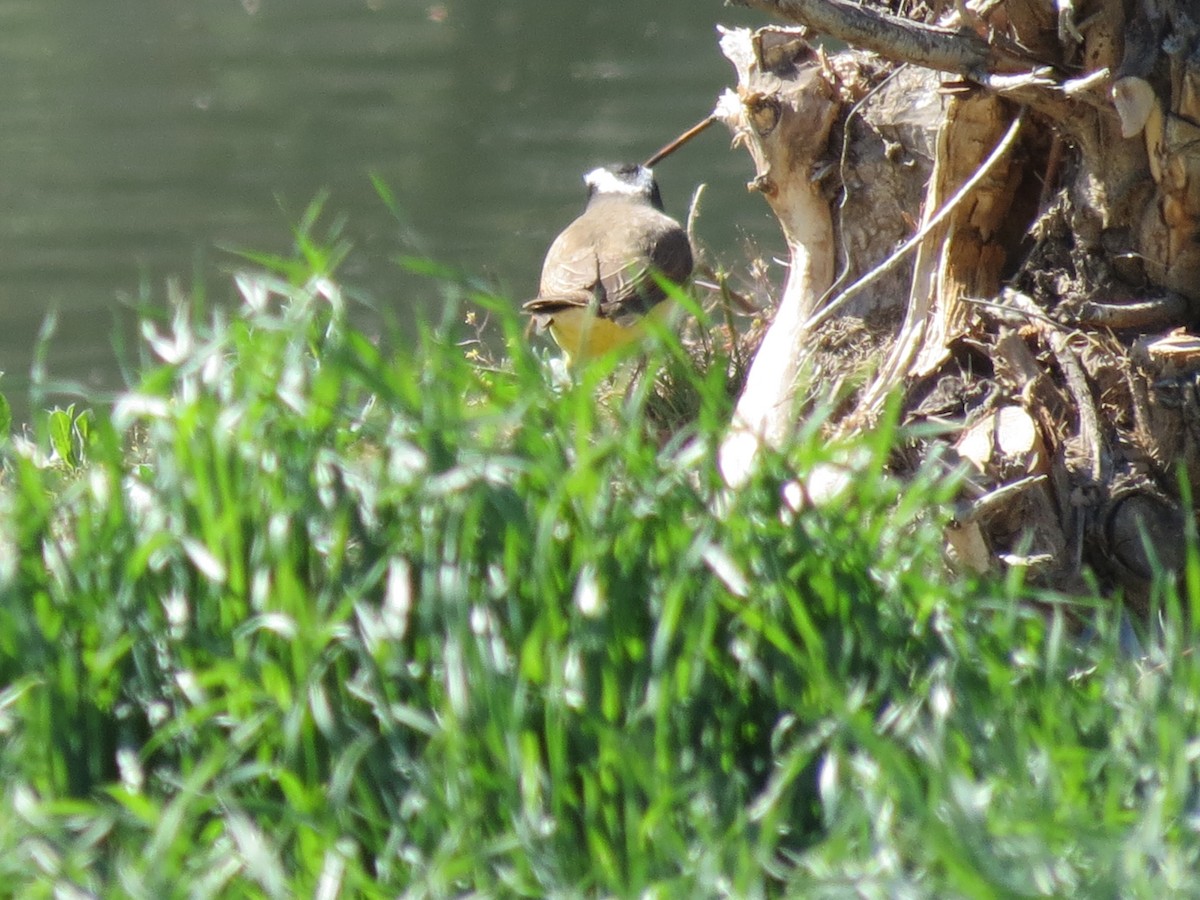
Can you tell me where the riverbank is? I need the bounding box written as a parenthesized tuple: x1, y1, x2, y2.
(0, 240, 1194, 896)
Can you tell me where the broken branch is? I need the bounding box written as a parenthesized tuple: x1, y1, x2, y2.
(725, 0, 1030, 76)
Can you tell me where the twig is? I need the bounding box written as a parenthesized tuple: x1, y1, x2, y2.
(965, 293, 1060, 328)
(956, 474, 1047, 524)
(805, 109, 1026, 332)
(823, 65, 909, 307)
(997, 551, 1058, 568)
(1046, 327, 1106, 485)
(644, 116, 718, 168)
(1074, 295, 1190, 330)
(686, 183, 706, 251)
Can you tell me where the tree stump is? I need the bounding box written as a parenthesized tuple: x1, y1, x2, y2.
(716, 0, 1200, 605)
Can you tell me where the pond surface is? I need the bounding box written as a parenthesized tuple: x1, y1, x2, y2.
(0, 0, 780, 418)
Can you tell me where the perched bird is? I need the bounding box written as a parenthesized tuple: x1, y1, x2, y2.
(523, 163, 693, 364)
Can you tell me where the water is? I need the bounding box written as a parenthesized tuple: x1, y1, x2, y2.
(0, 0, 779, 417)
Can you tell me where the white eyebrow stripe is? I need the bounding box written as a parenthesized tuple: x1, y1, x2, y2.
(584, 166, 654, 196)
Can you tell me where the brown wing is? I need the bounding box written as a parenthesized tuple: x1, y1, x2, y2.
(533, 217, 602, 303)
(597, 205, 693, 327)
(522, 214, 604, 324)
(523, 197, 693, 326)
(591, 200, 658, 313)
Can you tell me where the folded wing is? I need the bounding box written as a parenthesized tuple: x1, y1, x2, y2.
(524, 200, 692, 326)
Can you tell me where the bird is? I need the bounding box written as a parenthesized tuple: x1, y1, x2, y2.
(522, 163, 693, 364)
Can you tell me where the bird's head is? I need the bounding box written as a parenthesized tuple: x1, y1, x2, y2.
(583, 163, 663, 211)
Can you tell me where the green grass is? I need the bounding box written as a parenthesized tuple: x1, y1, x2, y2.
(0, 227, 1198, 897)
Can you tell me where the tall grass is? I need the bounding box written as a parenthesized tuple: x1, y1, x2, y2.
(1, 228, 1199, 897)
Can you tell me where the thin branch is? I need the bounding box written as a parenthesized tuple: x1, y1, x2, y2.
(725, 0, 1028, 76)
(823, 65, 909, 308)
(805, 109, 1026, 332)
(645, 116, 718, 168)
(956, 474, 1047, 524)
(1045, 327, 1107, 486)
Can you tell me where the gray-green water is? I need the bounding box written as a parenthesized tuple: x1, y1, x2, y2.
(1, 1, 779, 414)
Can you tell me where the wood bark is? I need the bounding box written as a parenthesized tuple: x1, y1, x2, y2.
(726, 0, 1028, 75)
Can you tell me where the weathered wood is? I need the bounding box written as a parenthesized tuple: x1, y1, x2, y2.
(714, 28, 841, 487)
(725, 0, 1030, 76)
(852, 99, 1027, 421)
(713, 0, 1200, 603)
(819, 65, 944, 323)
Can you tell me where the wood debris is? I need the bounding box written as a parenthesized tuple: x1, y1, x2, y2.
(714, 0, 1200, 605)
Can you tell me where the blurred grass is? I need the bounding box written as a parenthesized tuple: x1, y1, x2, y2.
(1, 220, 1199, 897)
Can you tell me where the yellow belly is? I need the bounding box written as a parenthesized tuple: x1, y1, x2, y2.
(547, 302, 673, 364)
